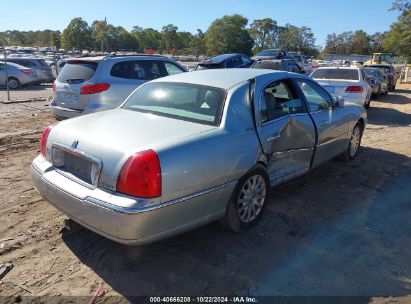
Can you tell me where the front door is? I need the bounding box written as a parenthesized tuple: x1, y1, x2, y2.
(294, 79, 349, 167)
(253, 76, 316, 185)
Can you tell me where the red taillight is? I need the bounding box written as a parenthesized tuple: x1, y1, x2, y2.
(345, 86, 363, 93)
(80, 83, 110, 95)
(52, 81, 56, 92)
(40, 124, 57, 157)
(20, 69, 32, 75)
(117, 150, 162, 198)
(41, 67, 50, 72)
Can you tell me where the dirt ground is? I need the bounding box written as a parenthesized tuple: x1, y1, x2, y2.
(0, 84, 411, 303)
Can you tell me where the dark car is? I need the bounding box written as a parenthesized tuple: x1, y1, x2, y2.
(195, 53, 253, 70)
(251, 59, 306, 74)
(364, 64, 396, 91)
(364, 67, 389, 97)
(251, 49, 293, 62)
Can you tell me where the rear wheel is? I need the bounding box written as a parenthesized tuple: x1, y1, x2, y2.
(7, 77, 20, 90)
(339, 122, 363, 161)
(220, 165, 270, 232)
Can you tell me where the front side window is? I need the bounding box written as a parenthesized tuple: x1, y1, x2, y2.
(164, 62, 185, 75)
(261, 80, 305, 122)
(296, 80, 331, 112)
(123, 82, 226, 126)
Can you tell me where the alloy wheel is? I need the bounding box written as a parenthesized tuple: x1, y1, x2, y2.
(237, 175, 267, 223)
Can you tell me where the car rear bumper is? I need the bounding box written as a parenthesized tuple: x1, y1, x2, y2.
(31, 155, 232, 245)
(50, 101, 82, 119)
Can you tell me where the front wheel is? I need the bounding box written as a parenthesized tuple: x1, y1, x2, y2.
(7, 77, 20, 90)
(339, 123, 363, 161)
(220, 165, 270, 232)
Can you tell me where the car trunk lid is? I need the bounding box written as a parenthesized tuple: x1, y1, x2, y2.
(316, 79, 362, 97)
(47, 108, 216, 191)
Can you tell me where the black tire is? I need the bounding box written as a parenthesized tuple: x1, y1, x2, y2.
(7, 77, 20, 90)
(339, 122, 363, 161)
(220, 164, 270, 232)
(364, 98, 371, 109)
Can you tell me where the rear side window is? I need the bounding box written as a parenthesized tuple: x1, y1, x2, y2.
(110, 60, 165, 80)
(57, 61, 98, 84)
(36, 59, 49, 67)
(311, 69, 359, 80)
(10, 60, 34, 67)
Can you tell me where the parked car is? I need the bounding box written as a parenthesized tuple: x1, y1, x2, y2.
(0, 62, 39, 89)
(251, 59, 306, 74)
(50, 54, 187, 120)
(364, 64, 397, 91)
(251, 49, 291, 61)
(32, 69, 367, 245)
(195, 54, 253, 70)
(288, 52, 309, 70)
(0, 57, 54, 84)
(363, 67, 389, 98)
(310, 67, 372, 108)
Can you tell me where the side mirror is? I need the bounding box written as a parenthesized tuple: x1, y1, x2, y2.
(333, 96, 345, 107)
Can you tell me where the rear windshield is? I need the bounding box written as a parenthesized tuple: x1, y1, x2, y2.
(36, 59, 49, 67)
(311, 69, 359, 80)
(57, 61, 98, 83)
(256, 50, 279, 57)
(123, 82, 226, 126)
(364, 69, 378, 77)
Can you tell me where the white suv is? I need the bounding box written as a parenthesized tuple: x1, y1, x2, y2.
(51, 55, 187, 120)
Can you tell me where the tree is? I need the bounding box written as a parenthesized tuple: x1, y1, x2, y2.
(61, 17, 91, 50)
(347, 30, 371, 54)
(161, 24, 179, 53)
(190, 29, 206, 56)
(273, 24, 317, 55)
(369, 32, 386, 52)
(50, 31, 61, 49)
(205, 14, 253, 55)
(132, 26, 161, 52)
(390, 0, 411, 12)
(384, 10, 411, 61)
(249, 18, 277, 51)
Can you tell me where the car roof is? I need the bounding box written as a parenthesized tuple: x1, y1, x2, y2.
(201, 53, 244, 64)
(65, 54, 169, 63)
(315, 67, 361, 70)
(150, 69, 291, 90)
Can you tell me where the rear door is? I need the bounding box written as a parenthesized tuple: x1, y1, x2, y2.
(108, 60, 167, 102)
(294, 79, 349, 167)
(254, 75, 316, 185)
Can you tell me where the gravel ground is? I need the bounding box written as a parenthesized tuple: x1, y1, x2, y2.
(0, 84, 410, 302)
(0, 85, 53, 103)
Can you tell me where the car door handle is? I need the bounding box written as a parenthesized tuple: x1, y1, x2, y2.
(267, 133, 281, 142)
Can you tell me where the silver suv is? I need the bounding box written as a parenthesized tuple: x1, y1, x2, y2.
(51, 55, 187, 119)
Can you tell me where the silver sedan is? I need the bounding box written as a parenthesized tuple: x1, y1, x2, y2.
(31, 69, 367, 245)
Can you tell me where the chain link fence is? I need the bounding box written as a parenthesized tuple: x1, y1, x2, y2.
(0, 46, 58, 104)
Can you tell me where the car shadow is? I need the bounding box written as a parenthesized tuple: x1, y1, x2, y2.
(367, 106, 411, 126)
(376, 91, 411, 105)
(62, 147, 411, 298)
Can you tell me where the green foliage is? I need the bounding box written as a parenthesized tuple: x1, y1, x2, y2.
(390, 0, 411, 12)
(131, 27, 161, 52)
(161, 24, 179, 53)
(205, 14, 253, 55)
(61, 17, 91, 50)
(249, 18, 277, 51)
(384, 11, 411, 62)
(275, 24, 317, 56)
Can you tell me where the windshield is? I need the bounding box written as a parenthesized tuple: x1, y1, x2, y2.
(364, 69, 377, 77)
(311, 69, 359, 80)
(123, 82, 226, 126)
(256, 50, 278, 57)
(57, 61, 98, 83)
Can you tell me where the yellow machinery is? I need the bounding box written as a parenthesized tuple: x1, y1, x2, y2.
(364, 53, 395, 65)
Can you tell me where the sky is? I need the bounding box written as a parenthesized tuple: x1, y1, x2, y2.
(0, 0, 401, 46)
